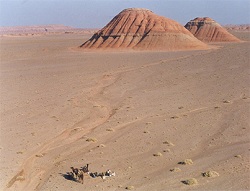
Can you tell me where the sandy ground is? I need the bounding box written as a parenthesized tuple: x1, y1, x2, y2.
(0, 33, 249, 191)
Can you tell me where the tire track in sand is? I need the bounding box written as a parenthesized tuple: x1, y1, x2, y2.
(5, 74, 119, 190)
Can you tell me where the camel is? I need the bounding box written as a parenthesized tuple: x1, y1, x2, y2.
(69, 164, 89, 184)
(69, 165, 115, 183)
(78, 171, 84, 184)
(81, 164, 89, 173)
(70, 167, 79, 180)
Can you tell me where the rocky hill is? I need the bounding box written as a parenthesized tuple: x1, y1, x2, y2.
(80, 8, 207, 50)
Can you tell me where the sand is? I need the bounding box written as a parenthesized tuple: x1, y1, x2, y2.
(0, 32, 249, 191)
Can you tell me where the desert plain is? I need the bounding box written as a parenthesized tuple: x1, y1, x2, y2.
(0, 30, 250, 191)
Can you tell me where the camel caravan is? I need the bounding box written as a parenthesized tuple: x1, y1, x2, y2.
(67, 164, 116, 184)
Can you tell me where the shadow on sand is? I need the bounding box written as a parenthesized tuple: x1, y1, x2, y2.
(59, 172, 76, 182)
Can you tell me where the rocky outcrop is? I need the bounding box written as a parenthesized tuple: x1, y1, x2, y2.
(184, 17, 241, 42)
(80, 8, 207, 50)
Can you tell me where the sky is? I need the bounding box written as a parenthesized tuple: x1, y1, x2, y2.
(0, 0, 249, 28)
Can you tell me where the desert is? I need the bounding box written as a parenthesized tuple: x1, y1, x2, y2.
(1, 8, 250, 191)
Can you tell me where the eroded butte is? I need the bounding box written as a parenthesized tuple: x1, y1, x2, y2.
(80, 8, 208, 51)
(185, 17, 241, 42)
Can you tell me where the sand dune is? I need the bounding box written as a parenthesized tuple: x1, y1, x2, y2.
(0, 32, 249, 191)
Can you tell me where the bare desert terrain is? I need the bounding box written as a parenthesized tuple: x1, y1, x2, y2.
(0, 32, 249, 191)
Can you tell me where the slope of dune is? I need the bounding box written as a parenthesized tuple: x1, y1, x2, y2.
(80, 8, 207, 50)
(184, 17, 241, 42)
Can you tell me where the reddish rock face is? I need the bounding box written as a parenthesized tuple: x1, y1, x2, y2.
(80, 8, 207, 50)
(184, 17, 241, 42)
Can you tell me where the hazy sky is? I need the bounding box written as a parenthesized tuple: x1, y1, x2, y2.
(0, 0, 249, 28)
